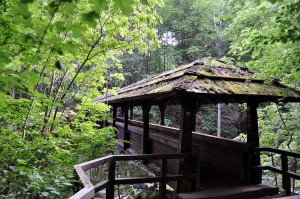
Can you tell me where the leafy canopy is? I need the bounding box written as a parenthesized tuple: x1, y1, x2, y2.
(0, 0, 162, 197)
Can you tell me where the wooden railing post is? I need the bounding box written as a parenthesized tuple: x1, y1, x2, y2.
(107, 160, 116, 199)
(71, 154, 198, 199)
(159, 159, 167, 199)
(281, 154, 291, 195)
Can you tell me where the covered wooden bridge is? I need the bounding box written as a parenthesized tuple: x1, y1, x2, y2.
(71, 57, 300, 199)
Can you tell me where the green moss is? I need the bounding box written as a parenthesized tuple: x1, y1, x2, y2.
(197, 70, 213, 77)
(253, 84, 285, 95)
(198, 79, 229, 94)
(203, 57, 234, 68)
(197, 70, 246, 79)
(186, 75, 197, 80)
(147, 83, 174, 94)
(220, 81, 241, 94)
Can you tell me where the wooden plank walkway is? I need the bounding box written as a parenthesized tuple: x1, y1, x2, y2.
(178, 184, 279, 199)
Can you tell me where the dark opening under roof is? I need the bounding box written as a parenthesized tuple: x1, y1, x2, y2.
(95, 57, 300, 105)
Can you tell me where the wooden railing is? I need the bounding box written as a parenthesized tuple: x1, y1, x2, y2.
(70, 153, 196, 199)
(256, 147, 300, 195)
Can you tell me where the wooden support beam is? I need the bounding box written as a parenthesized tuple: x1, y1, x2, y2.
(112, 105, 117, 127)
(246, 101, 262, 184)
(177, 98, 197, 193)
(112, 105, 117, 138)
(123, 103, 130, 150)
(158, 102, 166, 126)
(142, 101, 152, 156)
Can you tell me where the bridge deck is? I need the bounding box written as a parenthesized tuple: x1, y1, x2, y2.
(178, 184, 279, 199)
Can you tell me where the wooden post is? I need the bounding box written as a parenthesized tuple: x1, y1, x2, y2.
(112, 105, 117, 127)
(158, 103, 166, 126)
(177, 98, 197, 192)
(129, 104, 134, 120)
(246, 101, 262, 184)
(159, 159, 167, 199)
(142, 101, 152, 155)
(281, 154, 291, 195)
(107, 160, 116, 199)
(179, 99, 196, 153)
(112, 105, 117, 138)
(123, 103, 130, 150)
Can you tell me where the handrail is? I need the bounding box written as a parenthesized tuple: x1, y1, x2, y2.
(70, 153, 196, 199)
(256, 147, 300, 195)
(258, 147, 300, 158)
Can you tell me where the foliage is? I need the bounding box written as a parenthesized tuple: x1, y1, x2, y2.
(225, 0, 300, 87)
(258, 103, 300, 152)
(226, 0, 300, 191)
(117, 0, 231, 87)
(197, 104, 242, 138)
(0, 0, 162, 197)
(131, 106, 172, 126)
(226, 0, 300, 147)
(158, 0, 227, 63)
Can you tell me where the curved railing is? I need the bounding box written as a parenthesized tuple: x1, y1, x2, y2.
(70, 153, 196, 199)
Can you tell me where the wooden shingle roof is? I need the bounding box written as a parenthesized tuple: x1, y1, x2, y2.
(95, 57, 300, 104)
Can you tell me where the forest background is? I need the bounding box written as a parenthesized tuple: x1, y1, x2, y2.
(0, 0, 299, 198)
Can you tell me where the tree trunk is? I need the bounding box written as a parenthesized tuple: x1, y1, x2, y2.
(217, 103, 221, 137)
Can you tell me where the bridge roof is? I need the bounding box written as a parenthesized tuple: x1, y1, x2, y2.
(95, 57, 300, 104)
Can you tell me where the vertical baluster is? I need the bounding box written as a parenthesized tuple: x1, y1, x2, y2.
(281, 154, 291, 195)
(160, 159, 167, 199)
(107, 159, 116, 199)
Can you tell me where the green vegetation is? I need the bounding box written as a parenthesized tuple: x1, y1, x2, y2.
(0, 0, 161, 197)
(1, 0, 300, 197)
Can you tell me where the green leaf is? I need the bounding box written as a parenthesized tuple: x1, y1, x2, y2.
(56, 101, 64, 108)
(54, 21, 65, 32)
(68, 22, 85, 37)
(81, 11, 99, 28)
(89, 0, 108, 12)
(113, 0, 134, 16)
(17, 159, 27, 165)
(11, 2, 31, 19)
(20, 0, 35, 3)
(0, 51, 10, 64)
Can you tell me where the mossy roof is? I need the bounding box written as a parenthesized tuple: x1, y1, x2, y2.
(95, 57, 300, 104)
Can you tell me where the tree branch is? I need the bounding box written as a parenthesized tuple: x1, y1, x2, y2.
(276, 104, 292, 151)
(41, 69, 69, 133)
